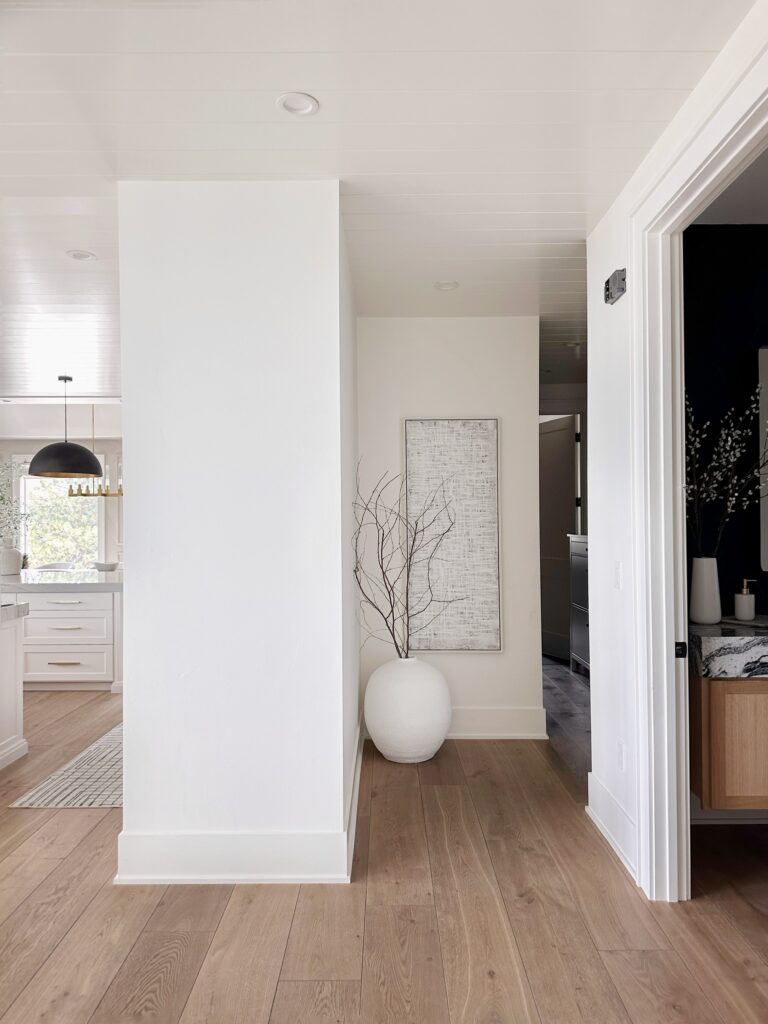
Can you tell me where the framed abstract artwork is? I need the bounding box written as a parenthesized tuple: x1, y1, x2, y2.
(405, 418, 501, 651)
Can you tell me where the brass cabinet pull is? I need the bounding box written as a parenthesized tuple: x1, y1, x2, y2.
(50, 625, 83, 630)
(47, 661, 82, 666)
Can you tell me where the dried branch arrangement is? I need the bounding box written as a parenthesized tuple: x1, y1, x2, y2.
(353, 470, 459, 658)
(686, 385, 768, 557)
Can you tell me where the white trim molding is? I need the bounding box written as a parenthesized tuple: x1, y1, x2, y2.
(116, 720, 366, 886)
(587, 773, 638, 879)
(448, 705, 547, 739)
(602, 10, 768, 900)
(115, 829, 352, 885)
(0, 736, 28, 772)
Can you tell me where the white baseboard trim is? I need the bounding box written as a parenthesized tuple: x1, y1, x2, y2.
(116, 722, 365, 886)
(448, 705, 547, 739)
(111, 680, 123, 694)
(115, 828, 351, 885)
(0, 736, 28, 771)
(587, 773, 638, 881)
(344, 718, 364, 875)
(24, 682, 111, 692)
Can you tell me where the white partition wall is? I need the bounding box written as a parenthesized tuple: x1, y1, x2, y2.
(117, 181, 359, 883)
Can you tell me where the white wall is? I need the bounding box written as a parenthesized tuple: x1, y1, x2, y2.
(117, 180, 358, 883)
(587, 1, 768, 880)
(357, 316, 545, 738)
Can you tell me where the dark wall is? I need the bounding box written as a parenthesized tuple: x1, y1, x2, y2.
(683, 224, 768, 615)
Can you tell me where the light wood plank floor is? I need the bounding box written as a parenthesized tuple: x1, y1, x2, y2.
(2, 692, 768, 1022)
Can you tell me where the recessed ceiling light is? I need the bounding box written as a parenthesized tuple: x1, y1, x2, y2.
(276, 92, 320, 116)
(434, 280, 459, 291)
(66, 249, 97, 261)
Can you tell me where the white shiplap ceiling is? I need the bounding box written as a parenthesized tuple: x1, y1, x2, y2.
(0, 0, 757, 396)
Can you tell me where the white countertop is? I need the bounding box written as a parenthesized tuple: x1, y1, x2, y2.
(0, 570, 123, 593)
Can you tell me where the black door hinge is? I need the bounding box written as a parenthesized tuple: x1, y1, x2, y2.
(574, 431, 582, 442)
(575, 497, 582, 508)
(675, 641, 687, 659)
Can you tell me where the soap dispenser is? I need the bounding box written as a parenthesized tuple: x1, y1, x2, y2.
(735, 579, 757, 621)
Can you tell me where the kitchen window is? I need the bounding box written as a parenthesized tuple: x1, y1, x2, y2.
(15, 456, 106, 569)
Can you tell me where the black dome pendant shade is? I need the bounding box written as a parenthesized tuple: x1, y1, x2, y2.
(29, 376, 103, 479)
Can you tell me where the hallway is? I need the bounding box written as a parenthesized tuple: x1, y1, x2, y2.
(0, 694, 766, 1021)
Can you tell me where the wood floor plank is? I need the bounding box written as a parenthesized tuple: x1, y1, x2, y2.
(270, 981, 361, 1023)
(692, 855, 768, 960)
(500, 741, 668, 951)
(532, 737, 588, 804)
(457, 740, 541, 844)
(651, 899, 768, 1024)
(281, 809, 368, 980)
(23, 691, 101, 738)
(421, 784, 502, 901)
(1, 879, 165, 1024)
(89, 930, 213, 1024)
(0, 809, 122, 1016)
(0, 808, 56, 862)
(0, 808, 108, 925)
(361, 905, 450, 1024)
(179, 885, 299, 1024)
(28, 693, 122, 751)
(601, 949, 724, 1024)
(487, 835, 631, 1024)
(421, 785, 540, 1023)
(367, 785, 433, 907)
(417, 741, 466, 786)
(145, 885, 232, 933)
(358, 741, 374, 818)
(372, 748, 420, 789)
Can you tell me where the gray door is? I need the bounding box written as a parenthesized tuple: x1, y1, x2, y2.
(539, 416, 577, 659)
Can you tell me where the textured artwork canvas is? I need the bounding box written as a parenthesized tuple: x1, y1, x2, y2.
(405, 418, 501, 651)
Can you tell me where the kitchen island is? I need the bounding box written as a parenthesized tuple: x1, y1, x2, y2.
(0, 600, 29, 768)
(0, 571, 123, 692)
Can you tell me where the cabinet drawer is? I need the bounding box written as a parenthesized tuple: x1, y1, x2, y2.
(571, 605, 590, 666)
(570, 538, 588, 558)
(23, 612, 113, 645)
(571, 553, 588, 609)
(25, 592, 113, 612)
(23, 646, 113, 683)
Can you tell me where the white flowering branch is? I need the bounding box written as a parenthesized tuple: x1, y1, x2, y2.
(686, 385, 768, 557)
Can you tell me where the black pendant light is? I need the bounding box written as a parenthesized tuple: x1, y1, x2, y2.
(29, 376, 103, 478)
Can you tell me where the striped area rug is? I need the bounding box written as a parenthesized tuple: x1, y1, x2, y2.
(12, 725, 122, 808)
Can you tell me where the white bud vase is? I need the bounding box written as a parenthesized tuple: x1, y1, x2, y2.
(689, 557, 722, 624)
(0, 544, 22, 576)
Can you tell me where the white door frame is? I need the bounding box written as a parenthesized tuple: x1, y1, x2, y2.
(630, 71, 768, 900)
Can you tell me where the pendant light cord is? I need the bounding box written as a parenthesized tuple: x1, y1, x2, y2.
(58, 374, 73, 443)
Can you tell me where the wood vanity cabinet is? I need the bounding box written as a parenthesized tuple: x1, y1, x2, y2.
(690, 673, 768, 809)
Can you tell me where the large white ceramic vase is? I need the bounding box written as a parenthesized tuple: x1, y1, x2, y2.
(364, 657, 452, 763)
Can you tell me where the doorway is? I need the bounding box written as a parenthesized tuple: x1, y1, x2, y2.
(621, 81, 768, 900)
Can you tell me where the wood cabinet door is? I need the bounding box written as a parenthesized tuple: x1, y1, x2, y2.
(710, 680, 768, 809)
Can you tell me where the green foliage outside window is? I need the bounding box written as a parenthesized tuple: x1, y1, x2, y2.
(23, 477, 99, 568)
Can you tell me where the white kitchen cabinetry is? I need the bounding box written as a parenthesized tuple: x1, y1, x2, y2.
(0, 613, 27, 768)
(4, 590, 118, 690)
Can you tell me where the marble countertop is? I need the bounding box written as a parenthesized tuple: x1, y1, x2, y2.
(0, 571, 123, 593)
(690, 618, 768, 677)
(0, 602, 29, 623)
